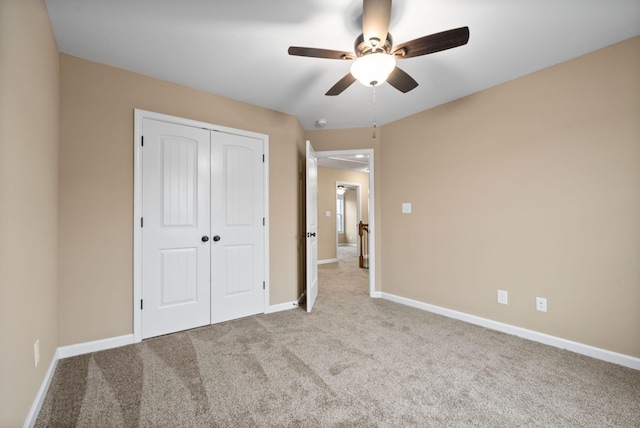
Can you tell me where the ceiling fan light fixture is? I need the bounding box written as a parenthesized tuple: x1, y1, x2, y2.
(350, 53, 396, 87)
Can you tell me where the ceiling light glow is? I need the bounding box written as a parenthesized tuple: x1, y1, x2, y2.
(350, 53, 396, 87)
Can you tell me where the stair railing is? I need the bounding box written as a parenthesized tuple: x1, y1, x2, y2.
(358, 221, 369, 269)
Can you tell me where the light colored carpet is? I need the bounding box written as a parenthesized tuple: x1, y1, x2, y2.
(337, 244, 357, 260)
(36, 258, 640, 427)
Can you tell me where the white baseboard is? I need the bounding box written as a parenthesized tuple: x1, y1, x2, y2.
(318, 258, 338, 265)
(57, 334, 134, 359)
(28, 293, 637, 427)
(381, 292, 640, 370)
(24, 333, 134, 427)
(23, 350, 59, 428)
(267, 300, 299, 313)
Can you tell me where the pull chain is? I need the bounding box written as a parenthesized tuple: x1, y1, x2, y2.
(372, 82, 377, 139)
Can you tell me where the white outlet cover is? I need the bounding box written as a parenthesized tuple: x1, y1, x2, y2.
(497, 290, 508, 305)
(536, 297, 547, 312)
(402, 203, 412, 214)
(325, 211, 331, 217)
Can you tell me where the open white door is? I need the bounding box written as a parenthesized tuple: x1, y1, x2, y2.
(306, 140, 318, 312)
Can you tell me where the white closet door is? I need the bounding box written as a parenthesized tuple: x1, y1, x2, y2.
(210, 131, 265, 323)
(141, 119, 211, 339)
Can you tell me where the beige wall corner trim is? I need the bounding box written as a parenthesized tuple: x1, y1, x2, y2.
(266, 301, 301, 314)
(23, 353, 58, 428)
(382, 293, 640, 371)
(23, 334, 134, 427)
(318, 259, 339, 265)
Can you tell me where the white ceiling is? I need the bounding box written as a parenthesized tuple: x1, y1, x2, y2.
(317, 153, 370, 172)
(45, 0, 640, 131)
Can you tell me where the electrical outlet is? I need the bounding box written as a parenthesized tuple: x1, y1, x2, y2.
(536, 297, 547, 312)
(34, 340, 40, 368)
(497, 290, 508, 305)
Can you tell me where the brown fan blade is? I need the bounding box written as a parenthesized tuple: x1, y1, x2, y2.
(288, 46, 355, 60)
(325, 73, 357, 96)
(386, 67, 418, 93)
(393, 27, 470, 59)
(362, 0, 392, 48)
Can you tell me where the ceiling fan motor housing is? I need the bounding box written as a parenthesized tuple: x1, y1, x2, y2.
(355, 33, 393, 57)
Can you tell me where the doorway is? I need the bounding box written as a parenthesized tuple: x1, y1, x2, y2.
(315, 149, 375, 297)
(336, 183, 361, 262)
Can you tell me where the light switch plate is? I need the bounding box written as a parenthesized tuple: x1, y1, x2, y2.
(326, 211, 331, 217)
(402, 203, 412, 214)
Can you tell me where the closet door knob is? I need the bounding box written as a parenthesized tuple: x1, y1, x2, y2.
(201, 236, 209, 242)
(213, 235, 221, 242)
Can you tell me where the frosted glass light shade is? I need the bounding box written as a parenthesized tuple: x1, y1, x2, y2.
(350, 53, 396, 87)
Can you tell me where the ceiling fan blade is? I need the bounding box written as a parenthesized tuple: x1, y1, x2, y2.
(386, 67, 418, 93)
(393, 27, 470, 59)
(288, 46, 355, 60)
(325, 73, 357, 96)
(362, 0, 392, 48)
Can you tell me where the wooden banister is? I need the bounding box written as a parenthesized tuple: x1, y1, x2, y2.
(358, 221, 369, 269)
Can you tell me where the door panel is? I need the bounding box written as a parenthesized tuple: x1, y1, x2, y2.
(224, 245, 253, 294)
(306, 140, 319, 312)
(162, 139, 198, 226)
(210, 132, 264, 323)
(224, 145, 254, 225)
(160, 248, 198, 304)
(142, 119, 211, 339)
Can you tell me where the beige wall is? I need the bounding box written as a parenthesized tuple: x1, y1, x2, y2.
(381, 37, 640, 357)
(342, 188, 358, 244)
(317, 167, 369, 261)
(58, 54, 305, 346)
(0, 0, 60, 425)
(1, 5, 637, 423)
(306, 129, 382, 291)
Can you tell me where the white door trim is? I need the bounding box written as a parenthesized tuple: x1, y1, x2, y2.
(316, 149, 375, 297)
(335, 181, 361, 254)
(133, 109, 270, 343)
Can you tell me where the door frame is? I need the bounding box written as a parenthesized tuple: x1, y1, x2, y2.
(316, 149, 375, 298)
(335, 182, 361, 257)
(133, 109, 270, 343)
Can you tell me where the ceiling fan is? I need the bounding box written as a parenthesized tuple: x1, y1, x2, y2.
(288, 0, 470, 96)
